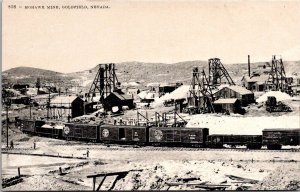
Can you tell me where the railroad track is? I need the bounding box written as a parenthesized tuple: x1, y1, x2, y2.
(52, 143, 300, 152)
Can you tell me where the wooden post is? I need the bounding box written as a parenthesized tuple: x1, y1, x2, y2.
(93, 177, 96, 191)
(18, 167, 21, 177)
(97, 176, 106, 191)
(59, 167, 62, 175)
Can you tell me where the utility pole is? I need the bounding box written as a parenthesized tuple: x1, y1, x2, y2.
(47, 87, 51, 120)
(29, 95, 32, 119)
(6, 104, 9, 148)
(5, 98, 11, 148)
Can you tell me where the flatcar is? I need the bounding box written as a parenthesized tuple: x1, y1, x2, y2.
(262, 128, 300, 149)
(100, 124, 150, 145)
(206, 134, 262, 149)
(63, 123, 100, 142)
(149, 127, 209, 147)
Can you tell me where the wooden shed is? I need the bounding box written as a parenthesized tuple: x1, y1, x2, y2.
(71, 96, 95, 118)
(214, 85, 255, 106)
(213, 98, 241, 114)
(103, 92, 134, 112)
(241, 75, 268, 92)
(71, 97, 85, 118)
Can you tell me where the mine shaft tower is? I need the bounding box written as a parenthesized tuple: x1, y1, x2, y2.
(188, 67, 215, 113)
(208, 58, 235, 87)
(265, 55, 288, 92)
(88, 63, 119, 102)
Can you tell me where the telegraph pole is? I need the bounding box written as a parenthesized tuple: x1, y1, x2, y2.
(5, 98, 11, 148)
(47, 87, 51, 120)
(29, 95, 32, 119)
(6, 104, 9, 148)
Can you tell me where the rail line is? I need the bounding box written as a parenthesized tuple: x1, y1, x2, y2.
(52, 142, 300, 153)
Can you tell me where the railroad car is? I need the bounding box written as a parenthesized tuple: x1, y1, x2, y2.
(19, 119, 38, 134)
(99, 124, 150, 145)
(262, 128, 300, 149)
(63, 123, 100, 142)
(206, 134, 262, 149)
(35, 123, 63, 139)
(149, 127, 209, 147)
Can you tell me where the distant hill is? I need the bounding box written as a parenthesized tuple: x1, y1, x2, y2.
(3, 60, 300, 90)
(67, 60, 300, 90)
(2, 67, 73, 86)
(3, 66, 62, 76)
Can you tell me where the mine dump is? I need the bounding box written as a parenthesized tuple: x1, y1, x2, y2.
(2, 55, 300, 191)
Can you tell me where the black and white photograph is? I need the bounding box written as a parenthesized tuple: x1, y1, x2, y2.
(1, 0, 300, 191)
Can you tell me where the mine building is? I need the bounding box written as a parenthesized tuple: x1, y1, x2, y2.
(12, 84, 30, 90)
(214, 85, 255, 106)
(8, 96, 31, 105)
(158, 83, 182, 97)
(138, 91, 157, 104)
(213, 98, 242, 114)
(126, 87, 140, 99)
(241, 75, 268, 92)
(71, 96, 95, 118)
(103, 92, 134, 112)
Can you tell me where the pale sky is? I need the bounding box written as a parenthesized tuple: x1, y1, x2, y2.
(3, 0, 300, 73)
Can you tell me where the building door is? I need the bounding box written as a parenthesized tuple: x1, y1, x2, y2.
(119, 128, 125, 140)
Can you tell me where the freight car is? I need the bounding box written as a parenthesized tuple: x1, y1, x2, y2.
(262, 128, 300, 149)
(19, 119, 36, 134)
(149, 127, 209, 147)
(63, 123, 100, 142)
(35, 122, 63, 139)
(206, 134, 262, 149)
(100, 124, 150, 145)
(18, 119, 300, 150)
(19, 119, 45, 135)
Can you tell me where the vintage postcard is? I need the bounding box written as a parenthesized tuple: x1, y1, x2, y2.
(2, 0, 300, 191)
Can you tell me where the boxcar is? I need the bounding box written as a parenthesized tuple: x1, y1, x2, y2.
(20, 119, 37, 134)
(99, 124, 149, 145)
(36, 123, 63, 139)
(262, 128, 300, 149)
(206, 134, 262, 149)
(63, 123, 100, 142)
(149, 127, 209, 147)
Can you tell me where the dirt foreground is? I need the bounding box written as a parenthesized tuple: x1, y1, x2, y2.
(2, 137, 300, 191)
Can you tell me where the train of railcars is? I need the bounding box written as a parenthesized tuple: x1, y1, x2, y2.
(18, 119, 64, 139)
(18, 119, 300, 150)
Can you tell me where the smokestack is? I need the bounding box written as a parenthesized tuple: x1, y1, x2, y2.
(248, 55, 251, 77)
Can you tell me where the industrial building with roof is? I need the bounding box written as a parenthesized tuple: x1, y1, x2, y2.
(103, 92, 134, 112)
(213, 85, 255, 106)
(213, 98, 242, 114)
(241, 75, 268, 92)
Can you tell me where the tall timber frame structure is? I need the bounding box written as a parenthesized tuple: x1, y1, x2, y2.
(88, 63, 119, 102)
